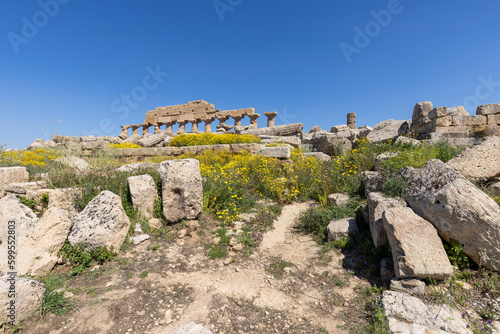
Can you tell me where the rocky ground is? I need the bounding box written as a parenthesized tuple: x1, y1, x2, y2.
(15, 202, 374, 334)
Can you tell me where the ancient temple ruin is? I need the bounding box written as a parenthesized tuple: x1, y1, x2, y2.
(120, 100, 278, 137)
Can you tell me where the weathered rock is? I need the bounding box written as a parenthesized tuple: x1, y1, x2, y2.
(52, 135, 79, 144)
(412, 101, 433, 122)
(329, 125, 351, 133)
(394, 135, 420, 145)
(368, 192, 406, 247)
(327, 218, 358, 241)
(327, 193, 350, 206)
(382, 290, 471, 334)
(116, 162, 160, 173)
(0, 166, 29, 197)
(169, 322, 213, 334)
(241, 123, 304, 137)
(390, 278, 425, 295)
(122, 134, 142, 145)
(160, 159, 203, 222)
(374, 152, 399, 172)
(309, 125, 322, 133)
(383, 207, 453, 279)
(0, 196, 38, 271)
(55, 156, 92, 173)
(363, 171, 383, 196)
(16, 207, 72, 276)
(403, 159, 500, 270)
(25, 188, 81, 216)
(127, 175, 158, 218)
(477, 103, 500, 116)
(259, 146, 291, 159)
(0, 272, 45, 325)
(27, 141, 45, 150)
(131, 234, 150, 245)
(137, 131, 167, 148)
(447, 136, 500, 182)
(260, 136, 301, 147)
(302, 152, 331, 162)
(310, 131, 352, 156)
(68, 191, 130, 251)
(5, 181, 47, 195)
(366, 119, 408, 143)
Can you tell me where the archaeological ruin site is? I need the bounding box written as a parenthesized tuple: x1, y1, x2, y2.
(1, 99, 500, 334)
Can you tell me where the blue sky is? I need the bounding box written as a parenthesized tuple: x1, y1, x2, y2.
(1, 1, 500, 149)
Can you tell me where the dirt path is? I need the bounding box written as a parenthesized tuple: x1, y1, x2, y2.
(20, 203, 368, 334)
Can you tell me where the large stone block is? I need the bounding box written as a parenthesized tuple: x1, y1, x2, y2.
(327, 218, 358, 241)
(363, 171, 383, 197)
(0, 272, 45, 325)
(455, 115, 487, 127)
(412, 101, 433, 122)
(310, 131, 352, 156)
(127, 175, 158, 218)
(368, 192, 406, 247)
(259, 146, 291, 159)
(303, 152, 331, 162)
(382, 291, 471, 334)
(0, 166, 29, 197)
(16, 207, 73, 276)
(403, 159, 500, 270)
(160, 159, 203, 223)
(488, 114, 500, 125)
(69, 191, 130, 251)
(383, 207, 453, 279)
(447, 136, 500, 182)
(55, 156, 92, 173)
(366, 119, 408, 143)
(0, 196, 38, 271)
(477, 103, 500, 116)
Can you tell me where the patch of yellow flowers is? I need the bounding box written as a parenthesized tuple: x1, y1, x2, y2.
(0, 149, 60, 167)
(169, 133, 261, 147)
(109, 143, 142, 149)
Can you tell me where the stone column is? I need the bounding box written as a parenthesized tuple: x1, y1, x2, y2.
(264, 112, 278, 127)
(141, 124, 150, 135)
(165, 121, 175, 134)
(177, 120, 188, 134)
(120, 125, 130, 138)
(347, 113, 356, 129)
(218, 116, 229, 127)
(202, 117, 216, 133)
(154, 124, 161, 134)
(248, 113, 261, 129)
(232, 115, 245, 128)
(130, 124, 140, 135)
(190, 119, 202, 133)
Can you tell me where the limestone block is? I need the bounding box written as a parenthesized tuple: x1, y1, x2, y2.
(488, 114, 500, 125)
(390, 278, 425, 295)
(403, 159, 500, 270)
(309, 125, 322, 133)
(382, 291, 471, 334)
(55, 156, 92, 173)
(302, 152, 331, 162)
(327, 193, 350, 206)
(69, 191, 130, 251)
(160, 159, 203, 223)
(310, 131, 352, 156)
(259, 146, 291, 159)
(447, 136, 500, 182)
(383, 207, 453, 279)
(368, 192, 407, 247)
(127, 175, 158, 218)
(363, 171, 383, 197)
(412, 101, 433, 122)
(366, 119, 408, 143)
(433, 116, 452, 127)
(0, 166, 29, 197)
(327, 218, 358, 241)
(5, 181, 47, 196)
(0, 272, 45, 325)
(477, 103, 500, 116)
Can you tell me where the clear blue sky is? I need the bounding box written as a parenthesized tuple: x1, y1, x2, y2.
(1, 1, 500, 149)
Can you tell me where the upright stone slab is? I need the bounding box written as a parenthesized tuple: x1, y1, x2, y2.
(68, 191, 130, 251)
(160, 159, 203, 222)
(0, 196, 38, 271)
(0, 166, 29, 197)
(403, 159, 500, 271)
(127, 174, 158, 218)
(383, 207, 453, 279)
(366, 119, 408, 143)
(16, 207, 73, 276)
(367, 192, 406, 247)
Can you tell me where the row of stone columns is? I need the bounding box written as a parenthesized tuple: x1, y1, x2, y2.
(120, 112, 278, 137)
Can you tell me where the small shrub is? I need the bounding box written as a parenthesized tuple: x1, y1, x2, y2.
(443, 239, 470, 269)
(139, 270, 148, 278)
(58, 241, 117, 275)
(207, 244, 228, 259)
(266, 257, 295, 278)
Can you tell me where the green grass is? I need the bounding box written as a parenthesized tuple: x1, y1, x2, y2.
(58, 241, 117, 276)
(40, 273, 73, 317)
(266, 257, 295, 278)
